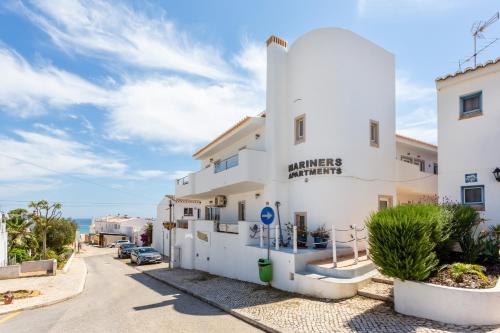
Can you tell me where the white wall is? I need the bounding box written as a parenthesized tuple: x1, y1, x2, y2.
(0, 217, 7, 267)
(437, 64, 500, 226)
(395, 279, 500, 325)
(154, 196, 200, 256)
(269, 28, 396, 233)
(396, 141, 437, 174)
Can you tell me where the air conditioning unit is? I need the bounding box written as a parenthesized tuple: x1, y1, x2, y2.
(214, 195, 227, 207)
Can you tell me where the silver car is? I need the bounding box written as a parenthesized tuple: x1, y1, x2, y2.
(130, 247, 162, 265)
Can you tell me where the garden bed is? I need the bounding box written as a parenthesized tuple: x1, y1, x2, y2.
(427, 263, 499, 289)
(0, 290, 41, 300)
(394, 278, 500, 325)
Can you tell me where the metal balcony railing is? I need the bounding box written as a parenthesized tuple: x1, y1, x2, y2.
(176, 175, 189, 185)
(214, 154, 239, 173)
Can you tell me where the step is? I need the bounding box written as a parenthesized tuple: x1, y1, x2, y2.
(372, 273, 394, 285)
(294, 269, 378, 300)
(357, 281, 394, 302)
(306, 256, 376, 279)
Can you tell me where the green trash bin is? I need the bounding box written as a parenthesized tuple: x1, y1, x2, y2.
(258, 258, 272, 282)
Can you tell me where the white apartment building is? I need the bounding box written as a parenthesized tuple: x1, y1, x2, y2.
(90, 214, 154, 246)
(153, 195, 201, 257)
(437, 58, 500, 226)
(169, 28, 438, 298)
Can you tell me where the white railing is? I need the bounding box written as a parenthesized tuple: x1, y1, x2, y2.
(253, 224, 369, 267)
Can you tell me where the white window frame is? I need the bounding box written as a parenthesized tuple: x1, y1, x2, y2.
(369, 120, 379, 148)
(461, 185, 485, 209)
(294, 114, 306, 145)
(238, 201, 246, 221)
(183, 207, 193, 217)
(378, 195, 393, 211)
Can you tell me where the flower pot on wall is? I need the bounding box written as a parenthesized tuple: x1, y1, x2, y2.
(313, 237, 328, 249)
(297, 235, 307, 248)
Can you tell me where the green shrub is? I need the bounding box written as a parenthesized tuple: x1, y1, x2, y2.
(480, 225, 500, 264)
(367, 204, 449, 281)
(8, 248, 30, 263)
(442, 204, 484, 263)
(35, 218, 77, 253)
(439, 263, 488, 282)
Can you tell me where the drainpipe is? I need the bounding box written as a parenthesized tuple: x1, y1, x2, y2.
(275, 201, 283, 247)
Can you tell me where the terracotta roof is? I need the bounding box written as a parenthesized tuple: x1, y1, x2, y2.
(165, 195, 201, 204)
(436, 57, 500, 82)
(396, 134, 437, 149)
(192, 113, 265, 158)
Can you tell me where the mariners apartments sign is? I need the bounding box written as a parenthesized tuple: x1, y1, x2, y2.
(288, 158, 342, 179)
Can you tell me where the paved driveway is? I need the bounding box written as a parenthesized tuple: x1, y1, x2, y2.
(0, 249, 260, 333)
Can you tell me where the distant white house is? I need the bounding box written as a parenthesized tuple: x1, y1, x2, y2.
(153, 195, 201, 257)
(90, 214, 154, 246)
(437, 58, 500, 227)
(0, 214, 7, 267)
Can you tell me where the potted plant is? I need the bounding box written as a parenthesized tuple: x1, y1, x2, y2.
(310, 224, 329, 249)
(3, 291, 13, 305)
(297, 225, 308, 248)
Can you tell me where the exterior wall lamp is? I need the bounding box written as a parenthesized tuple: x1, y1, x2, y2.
(493, 167, 500, 182)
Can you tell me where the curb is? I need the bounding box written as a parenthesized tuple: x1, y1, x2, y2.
(139, 268, 280, 333)
(62, 252, 76, 273)
(0, 258, 87, 316)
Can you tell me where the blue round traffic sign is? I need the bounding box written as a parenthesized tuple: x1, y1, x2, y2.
(260, 207, 275, 225)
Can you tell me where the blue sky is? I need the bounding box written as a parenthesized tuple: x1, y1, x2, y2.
(0, 0, 499, 218)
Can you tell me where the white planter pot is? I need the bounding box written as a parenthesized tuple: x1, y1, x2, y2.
(394, 278, 500, 325)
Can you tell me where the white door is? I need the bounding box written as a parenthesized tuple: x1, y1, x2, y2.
(194, 230, 210, 272)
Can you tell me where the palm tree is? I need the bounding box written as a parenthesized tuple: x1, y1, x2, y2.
(6, 209, 36, 252)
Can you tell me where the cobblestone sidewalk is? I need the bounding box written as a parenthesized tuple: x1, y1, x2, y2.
(138, 267, 500, 333)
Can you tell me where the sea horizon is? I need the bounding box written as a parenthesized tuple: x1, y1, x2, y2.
(74, 218, 92, 234)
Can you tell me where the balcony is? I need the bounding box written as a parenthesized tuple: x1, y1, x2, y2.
(396, 160, 437, 197)
(175, 148, 266, 199)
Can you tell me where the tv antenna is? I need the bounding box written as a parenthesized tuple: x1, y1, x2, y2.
(463, 12, 499, 68)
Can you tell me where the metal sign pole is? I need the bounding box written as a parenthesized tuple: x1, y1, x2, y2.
(169, 200, 173, 268)
(267, 225, 270, 260)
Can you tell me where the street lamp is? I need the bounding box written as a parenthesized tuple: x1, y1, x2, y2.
(493, 167, 500, 182)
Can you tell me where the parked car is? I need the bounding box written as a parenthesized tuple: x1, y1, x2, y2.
(117, 243, 136, 258)
(108, 240, 129, 248)
(130, 247, 162, 265)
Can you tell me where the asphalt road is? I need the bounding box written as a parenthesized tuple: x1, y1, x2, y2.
(0, 252, 261, 333)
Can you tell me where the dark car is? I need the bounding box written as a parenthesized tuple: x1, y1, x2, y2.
(130, 247, 162, 265)
(117, 243, 136, 258)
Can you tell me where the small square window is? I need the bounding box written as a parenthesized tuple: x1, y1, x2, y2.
(369, 120, 379, 147)
(295, 115, 305, 144)
(401, 155, 413, 164)
(378, 195, 393, 211)
(184, 207, 193, 216)
(461, 185, 485, 210)
(460, 91, 482, 119)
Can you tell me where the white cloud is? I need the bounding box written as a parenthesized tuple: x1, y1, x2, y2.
(397, 106, 437, 144)
(234, 40, 267, 91)
(0, 47, 108, 116)
(396, 75, 435, 102)
(0, 130, 128, 181)
(17, 0, 234, 80)
(0, 180, 64, 197)
(106, 76, 262, 151)
(33, 123, 68, 137)
(168, 170, 193, 180)
(135, 170, 166, 179)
